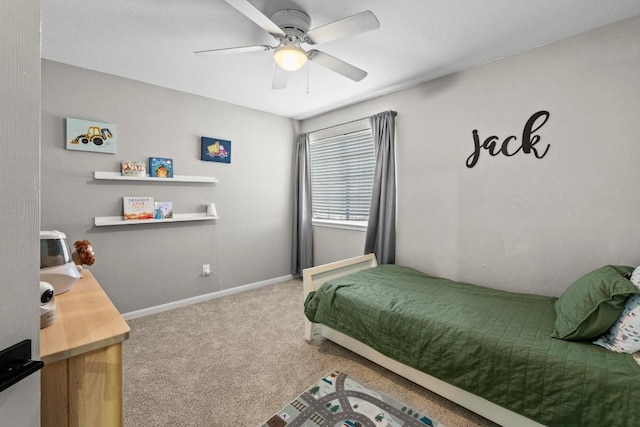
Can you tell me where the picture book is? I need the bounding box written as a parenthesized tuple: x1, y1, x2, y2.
(154, 202, 173, 219)
(149, 157, 173, 178)
(121, 161, 146, 177)
(123, 197, 155, 220)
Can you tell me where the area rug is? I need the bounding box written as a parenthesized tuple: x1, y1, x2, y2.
(262, 370, 444, 427)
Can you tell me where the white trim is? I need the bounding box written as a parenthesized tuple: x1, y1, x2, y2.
(122, 274, 294, 320)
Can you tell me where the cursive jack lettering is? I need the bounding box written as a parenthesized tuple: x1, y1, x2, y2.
(466, 110, 550, 168)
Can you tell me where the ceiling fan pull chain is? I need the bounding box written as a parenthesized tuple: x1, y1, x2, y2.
(306, 63, 310, 94)
(272, 62, 277, 89)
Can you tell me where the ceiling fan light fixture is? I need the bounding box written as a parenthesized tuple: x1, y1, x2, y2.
(274, 44, 307, 71)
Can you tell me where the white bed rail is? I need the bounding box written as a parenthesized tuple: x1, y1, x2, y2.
(302, 253, 378, 341)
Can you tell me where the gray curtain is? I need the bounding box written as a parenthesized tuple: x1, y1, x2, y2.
(364, 111, 397, 264)
(292, 133, 313, 277)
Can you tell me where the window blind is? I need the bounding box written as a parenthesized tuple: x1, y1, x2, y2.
(309, 129, 375, 221)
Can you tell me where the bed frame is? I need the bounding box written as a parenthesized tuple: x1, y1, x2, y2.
(303, 254, 544, 427)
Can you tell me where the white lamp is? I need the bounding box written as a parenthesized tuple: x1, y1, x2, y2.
(274, 42, 308, 71)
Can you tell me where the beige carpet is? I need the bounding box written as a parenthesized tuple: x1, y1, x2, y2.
(123, 279, 498, 427)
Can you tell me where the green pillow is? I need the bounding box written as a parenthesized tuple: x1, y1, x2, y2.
(552, 265, 638, 341)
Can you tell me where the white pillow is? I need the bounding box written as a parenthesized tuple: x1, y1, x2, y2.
(631, 265, 640, 287)
(593, 265, 640, 353)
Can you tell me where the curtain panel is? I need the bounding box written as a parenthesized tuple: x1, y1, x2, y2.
(291, 133, 313, 277)
(364, 110, 397, 264)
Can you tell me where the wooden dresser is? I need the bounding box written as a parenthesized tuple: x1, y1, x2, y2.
(40, 270, 130, 427)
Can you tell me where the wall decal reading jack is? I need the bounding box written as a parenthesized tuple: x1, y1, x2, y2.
(466, 110, 550, 168)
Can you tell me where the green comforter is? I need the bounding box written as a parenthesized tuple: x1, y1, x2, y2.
(304, 265, 640, 427)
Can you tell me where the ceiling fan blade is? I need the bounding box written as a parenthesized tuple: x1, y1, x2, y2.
(305, 11, 380, 45)
(224, 0, 285, 36)
(272, 64, 289, 90)
(308, 50, 367, 82)
(195, 45, 273, 55)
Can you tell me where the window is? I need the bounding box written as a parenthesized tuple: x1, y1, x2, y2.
(309, 125, 375, 230)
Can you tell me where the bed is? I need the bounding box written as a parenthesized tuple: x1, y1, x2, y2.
(303, 254, 640, 427)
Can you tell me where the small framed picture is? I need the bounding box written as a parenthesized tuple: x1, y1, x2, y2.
(201, 137, 231, 163)
(66, 118, 117, 154)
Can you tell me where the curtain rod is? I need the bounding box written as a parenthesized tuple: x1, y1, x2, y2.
(308, 110, 397, 135)
(308, 116, 370, 135)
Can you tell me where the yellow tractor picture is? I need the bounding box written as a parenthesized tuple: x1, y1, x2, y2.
(70, 126, 113, 146)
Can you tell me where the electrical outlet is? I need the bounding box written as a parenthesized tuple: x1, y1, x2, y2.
(202, 264, 211, 276)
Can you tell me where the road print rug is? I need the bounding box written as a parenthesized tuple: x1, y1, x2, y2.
(262, 370, 444, 427)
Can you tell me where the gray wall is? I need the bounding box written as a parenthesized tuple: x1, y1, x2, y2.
(313, 226, 366, 266)
(41, 61, 296, 313)
(301, 16, 640, 297)
(0, 0, 41, 425)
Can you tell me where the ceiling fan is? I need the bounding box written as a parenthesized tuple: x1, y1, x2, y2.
(195, 0, 380, 89)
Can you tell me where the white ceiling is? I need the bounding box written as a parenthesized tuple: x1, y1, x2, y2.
(41, 0, 640, 120)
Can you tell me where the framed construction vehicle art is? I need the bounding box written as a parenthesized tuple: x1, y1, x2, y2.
(66, 118, 117, 154)
(201, 136, 231, 164)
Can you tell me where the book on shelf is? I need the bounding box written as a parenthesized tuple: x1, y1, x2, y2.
(121, 161, 146, 177)
(149, 157, 173, 178)
(123, 197, 155, 220)
(154, 202, 173, 219)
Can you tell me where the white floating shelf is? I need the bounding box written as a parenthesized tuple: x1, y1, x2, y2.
(94, 171, 219, 183)
(95, 213, 219, 227)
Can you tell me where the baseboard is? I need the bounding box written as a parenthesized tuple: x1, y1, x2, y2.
(122, 274, 294, 320)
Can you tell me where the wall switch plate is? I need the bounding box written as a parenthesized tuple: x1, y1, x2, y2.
(202, 264, 211, 276)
